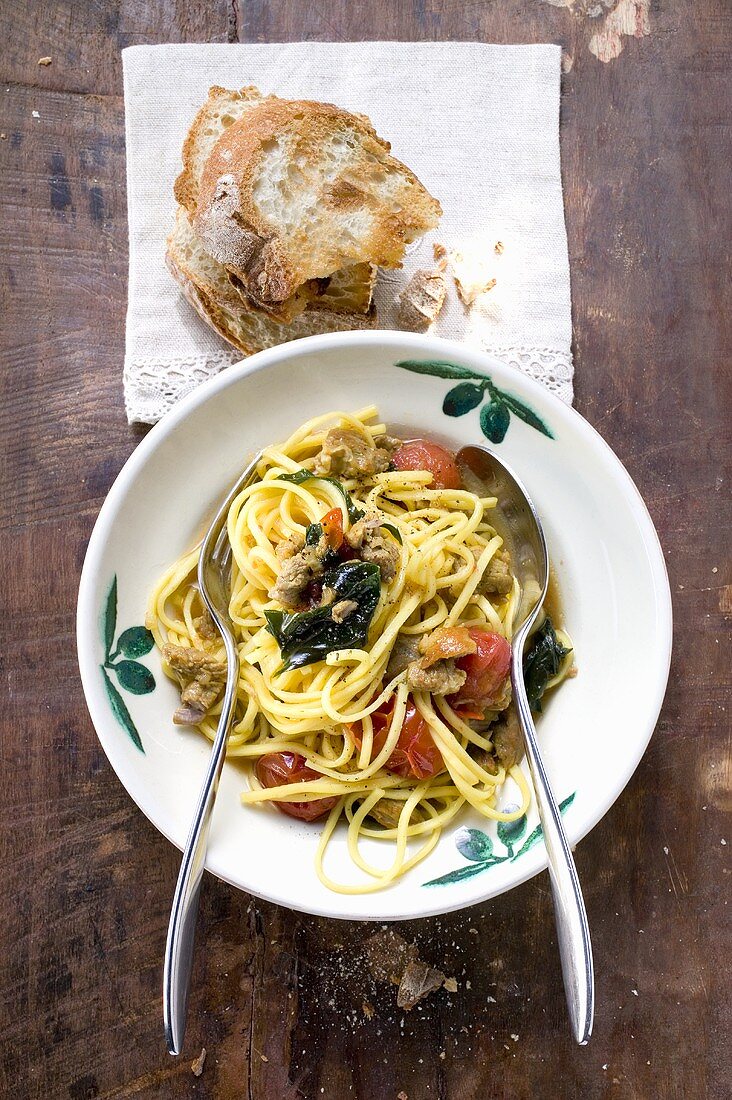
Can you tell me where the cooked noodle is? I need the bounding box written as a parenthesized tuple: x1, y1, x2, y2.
(147, 407, 572, 893)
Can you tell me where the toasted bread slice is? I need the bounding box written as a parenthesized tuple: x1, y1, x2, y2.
(165, 207, 376, 359)
(175, 85, 378, 323)
(194, 97, 442, 309)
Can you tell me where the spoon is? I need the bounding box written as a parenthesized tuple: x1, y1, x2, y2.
(163, 451, 264, 1056)
(457, 444, 594, 1046)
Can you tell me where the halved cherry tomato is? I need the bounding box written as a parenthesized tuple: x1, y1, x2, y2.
(391, 439, 462, 490)
(254, 752, 338, 822)
(351, 696, 443, 779)
(321, 507, 344, 550)
(452, 628, 512, 716)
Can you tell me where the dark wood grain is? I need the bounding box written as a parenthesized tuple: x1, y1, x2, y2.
(1, 1, 730, 1098)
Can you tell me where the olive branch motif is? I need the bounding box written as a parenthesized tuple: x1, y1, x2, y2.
(99, 576, 155, 752)
(394, 359, 554, 443)
(422, 793, 575, 887)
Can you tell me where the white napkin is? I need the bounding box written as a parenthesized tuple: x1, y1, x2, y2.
(122, 42, 573, 425)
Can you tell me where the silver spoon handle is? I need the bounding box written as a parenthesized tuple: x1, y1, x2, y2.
(511, 654, 594, 1046)
(163, 641, 240, 1056)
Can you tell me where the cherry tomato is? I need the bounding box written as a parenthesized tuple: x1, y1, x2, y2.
(321, 507, 344, 550)
(452, 628, 512, 715)
(391, 439, 462, 490)
(254, 752, 338, 822)
(351, 696, 443, 779)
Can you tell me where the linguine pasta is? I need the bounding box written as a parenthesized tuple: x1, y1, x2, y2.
(148, 407, 572, 893)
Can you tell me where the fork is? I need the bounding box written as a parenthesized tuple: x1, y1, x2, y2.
(163, 452, 263, 1056)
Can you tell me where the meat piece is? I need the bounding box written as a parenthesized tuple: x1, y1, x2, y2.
(345, 511, 383, 549)
(406, 658, 466, 695)
(386, 634, 421, 680)
(475, 546, 513, 596)
(345, 510, 400, 582)
(359, 533, 400, 583)
(275, 531, 305, 562)
(368, 798, 425, 829)
(162, 643, 227, 725)
(331, 598, 358, 623)
(397, 269, 447, 332)
(397, 959, 447, 1011)
(270, 541, 327, 608)
(419, 626, 477, 667)
(193, 607, 218, 640)
(313, 428, 392, 480)
(491, 703, 523, 769)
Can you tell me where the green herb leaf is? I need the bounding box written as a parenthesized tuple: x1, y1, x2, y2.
(380, 523, 403, 545)
(395, 359, 484, 381)
(523, 617, 571, 712)
(498, 391, 554, 439)
(423, 858, 503, 887)
(442, 382, 486, 417)
(455, 828, 493, 862)
(114, 659, 156, 695)
(265, 560, 381, 672)
(101, 665, 144, 752)
(277, 470, 365, 522)
(305, 522, 323, 546)
(480, 401, 511, 443)
(117, 625, 155, 659)
(102, 576, 117, 659)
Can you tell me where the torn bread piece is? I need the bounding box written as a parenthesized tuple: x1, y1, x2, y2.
(397, 268, 447, 332)
(194, 95, 442, 311)
(174, 85, 377, 324)
(452, 248, 497, 306)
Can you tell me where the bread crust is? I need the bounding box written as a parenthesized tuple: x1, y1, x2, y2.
(165, 207, 376, 358)
(194, 97, 441, 307)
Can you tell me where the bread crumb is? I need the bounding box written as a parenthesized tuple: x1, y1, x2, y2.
(452, 250, 497, 305)
(397, 269, 447, 332)
(397, 959, 446, 1010)
(260, 1053, 269, 1062)
(432, 242, 448, 271)
(362, 1000, 374, 1019)
(191, 1048, 206, 1076)
(38, 56, 52, 66)
(397, 1092, 408, 1100)
(0, 133, 6, 140)
(494, 241, 504, 255)
(443, 976, 458, 993)
(439, 1050, 446, 1060)
(31, 110, 40, 119)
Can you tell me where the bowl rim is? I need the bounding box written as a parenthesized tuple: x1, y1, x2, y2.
(77, 329, 673, 919)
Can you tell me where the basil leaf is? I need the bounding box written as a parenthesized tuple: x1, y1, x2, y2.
(380, 522, 402, 545)
(305, 522, 323, 546)
(277, 469, 365, 522)
(523, 617, 572, 712)
(265, 560, 381, 672)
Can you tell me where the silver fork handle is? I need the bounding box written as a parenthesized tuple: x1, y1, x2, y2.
(511, 650, 594, 1045)
(163, 639, 240, 1056)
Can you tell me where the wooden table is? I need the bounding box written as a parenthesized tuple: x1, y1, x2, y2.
(2, 3, 730, 1097)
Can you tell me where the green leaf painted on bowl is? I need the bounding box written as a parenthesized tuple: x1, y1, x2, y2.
(500, 393, 554, 439)
(102, 576, 117, 659)
(511, 792, 577, 860)
(423, 858, 503, 887)
(480, 401, 511, 443)
(455, 827, 494, 862)
(394, 358, 554, 443)
(422, 791, 576, 887)
(395, 359, 485, 381)
(101, 665, 144, 753)
(443, 382, 485, 417)
(114, 659, 156, 695)
(117, 625, 155, 659)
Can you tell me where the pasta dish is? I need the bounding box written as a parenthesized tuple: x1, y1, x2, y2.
(148, 408, 572, 893)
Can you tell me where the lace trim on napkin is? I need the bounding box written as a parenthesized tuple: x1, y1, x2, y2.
(124, 343, 573, 425)
(124, 350, 241, 424)
(475, 343, 574, 406)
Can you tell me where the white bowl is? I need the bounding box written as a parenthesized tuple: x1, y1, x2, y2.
(77, 331, 672, 920)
